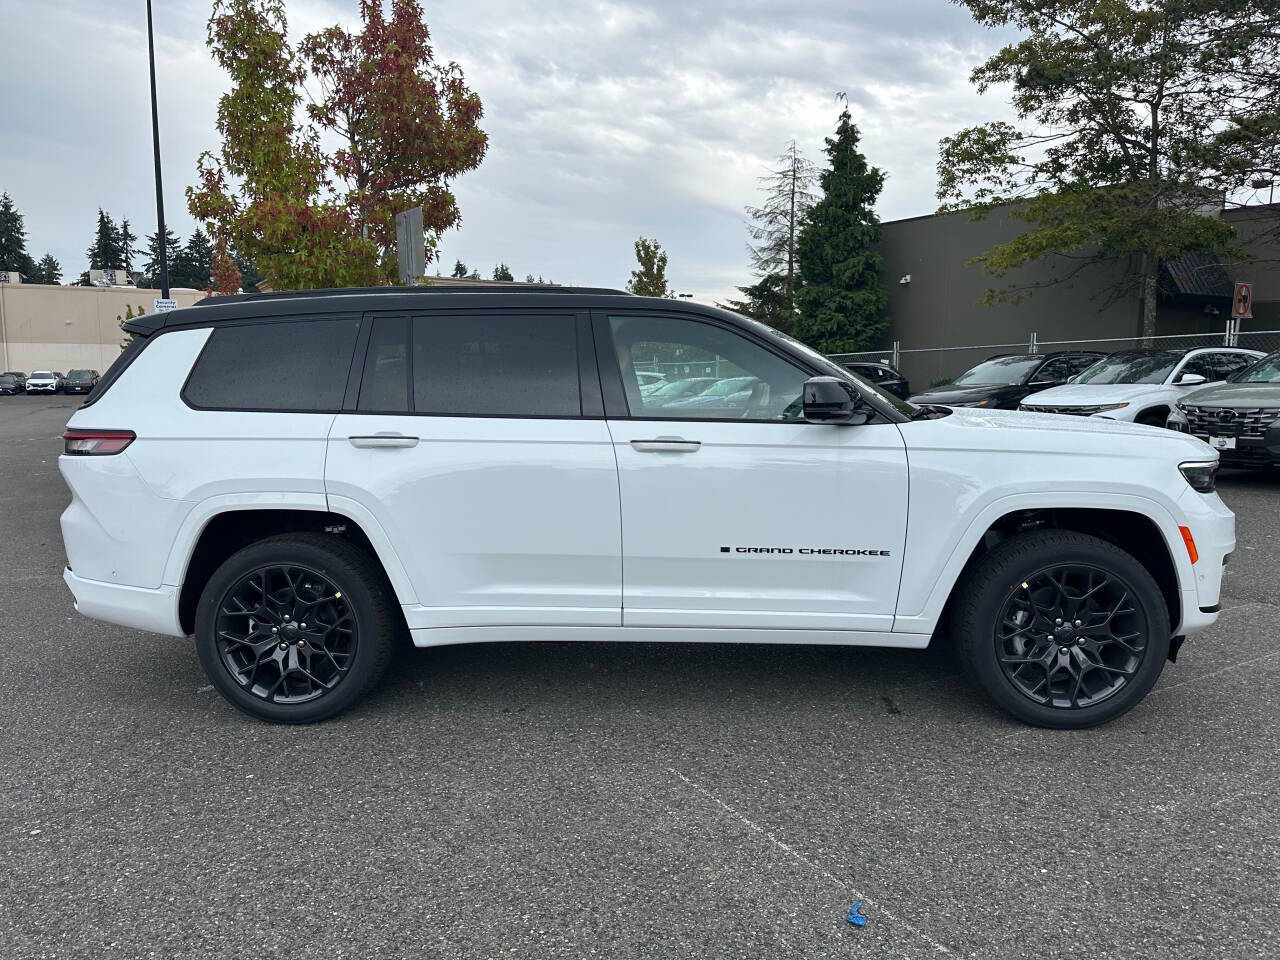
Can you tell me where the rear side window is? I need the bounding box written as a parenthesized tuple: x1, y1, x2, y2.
(185, 317, 360, 412)
(411, 313, 580, 417)
(358, 316, 409, 412)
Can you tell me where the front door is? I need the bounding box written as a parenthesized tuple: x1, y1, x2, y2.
(325, 310, 621, 632)
(596, 311, 908, 632)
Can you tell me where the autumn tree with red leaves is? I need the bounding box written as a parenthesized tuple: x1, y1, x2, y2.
(187, 0, 486, 290)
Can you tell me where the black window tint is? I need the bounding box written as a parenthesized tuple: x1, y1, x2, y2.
(1070, 355, 1099, 375)
(1034, 357, 1074, 382)
(1179, 354, 1215, 379)
(411, 313, 580, 417)
(358, 316, 409, 412)
(185, 317, 359, 412)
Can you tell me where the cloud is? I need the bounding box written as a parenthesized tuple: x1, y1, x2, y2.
(0, 0, 1016, 300)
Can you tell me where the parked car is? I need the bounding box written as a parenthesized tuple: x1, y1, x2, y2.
(634, 371, 667, 394)
(908, 351, 1103, 409)
(642, 376, 718, 406)
(63, 369, 100, 395)
(25, 370, 61, 394)
(3, 371, 27, 390)
(1167, 350, 1280, 468)
(60, 286, 1232, 728)
(1020, 347, 1264, 426)
(841, 360, 911, 400)
(663, 375, 761, 411)
(0, 374, 20, 396)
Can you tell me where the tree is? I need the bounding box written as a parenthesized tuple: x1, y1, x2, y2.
(793, 107, 889, 353)
(451, 259, 468, 278)
(719, 273, 794, 329)
(492, 262, 513, 281)
(0, 192, 36, 277)
(139, 226, 182, 288)
(85, 209, 125, 271)
(27, 253, 62, 284)
(744, 140, 817, 309)
(300, 0, 487, 279)
(118, 218, 138, 273)
(171, 228, 214, 290)
(626, 237, 671, 297)
(938, 0, 1280, 338)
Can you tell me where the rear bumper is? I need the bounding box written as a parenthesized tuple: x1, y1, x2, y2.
(63, 567, 185, 637)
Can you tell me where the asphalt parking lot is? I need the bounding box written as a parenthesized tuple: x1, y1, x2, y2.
(2, 394, 1277, 959)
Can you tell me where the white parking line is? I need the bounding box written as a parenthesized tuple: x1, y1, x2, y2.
(667, 766, 955, 957)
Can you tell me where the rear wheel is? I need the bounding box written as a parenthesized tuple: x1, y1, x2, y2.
(952, 531, 1170, 728)
(194, 533, 395, 723)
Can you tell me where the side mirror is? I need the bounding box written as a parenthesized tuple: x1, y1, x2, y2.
(803, 376, 866, 424)
(1177, 373, 1207, 386)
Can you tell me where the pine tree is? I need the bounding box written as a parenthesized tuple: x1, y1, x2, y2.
(119, 218, 138, 273)
(140, 227, 182, 288)
(85, 209, 125, 270)
(719, 273, 794, 330)
(451, 259, 468, 278)
(793, 108, 888, 354)
(626, 237, 671, 297)
(0, 192, 36, 277)
(744, 141, 817, 310)
(27, 253, 62, 284)
(171, 228, 213, 289)
(492, 262, 513, 281)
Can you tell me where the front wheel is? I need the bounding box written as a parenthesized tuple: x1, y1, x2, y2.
(952, 531, 1171, 728)
(194, 533, 396, 723)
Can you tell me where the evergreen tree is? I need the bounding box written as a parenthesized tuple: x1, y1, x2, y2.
(626, 237, 671, 297)
(744, 141, 817, 310)
(451, 259, 468, 278)
(139, 226, 182, 288)
(171, 228, 214, 289)
(719, 273, 794, 330)
(0, 192, 37, 276)
(492, 262, 513, 281)
(27, 253, 62, 284)
(85, 209, 125, 270)
(232, 248, 263, 292)
(118, 218, 138, 273)
(525, 274, 535, 283)
(793, 108, 888, 354)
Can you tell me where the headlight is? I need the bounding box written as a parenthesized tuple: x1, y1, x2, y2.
(1094, 402, 1129, 412)
(1179, 461, 1218, 493)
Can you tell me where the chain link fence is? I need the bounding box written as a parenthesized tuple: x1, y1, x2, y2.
(830, 321, 1280, 393)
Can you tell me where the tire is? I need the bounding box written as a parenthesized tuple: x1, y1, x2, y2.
(194, 533, 396, 723)
(952, 531, 1171, 729)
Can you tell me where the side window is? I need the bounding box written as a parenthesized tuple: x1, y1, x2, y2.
(1209, 353, 1253, 379)
(1070, 355, 1099, 375)
(608, 315, 808, 421)
(411, 313, 580, 417)
(185, 317, 359, 411)
(1034, 357, 1074, 383)
(358, 316, 409, 412)
(1178, 353, 1215, 380)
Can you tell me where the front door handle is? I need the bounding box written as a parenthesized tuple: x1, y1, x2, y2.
(630, 436, 701, 453)
(349, 433, 419, 449)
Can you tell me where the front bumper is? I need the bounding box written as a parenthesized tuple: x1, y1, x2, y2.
(63, 568, 185, 637)
(27, 385, 57, 393)
(1173, 486, 1235, 636)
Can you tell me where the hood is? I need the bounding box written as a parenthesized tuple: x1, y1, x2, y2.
(909, 382, 1019, 405)
(1180, 382, 1280, 409)
(1020, 382, 1167, 406)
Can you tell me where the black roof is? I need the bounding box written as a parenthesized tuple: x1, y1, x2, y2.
(124, 285, 642, 335)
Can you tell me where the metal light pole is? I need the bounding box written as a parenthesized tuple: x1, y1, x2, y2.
(146, 0, 169, 298)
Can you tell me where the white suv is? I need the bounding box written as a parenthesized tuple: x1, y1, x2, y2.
(60, 288, 1234, 727)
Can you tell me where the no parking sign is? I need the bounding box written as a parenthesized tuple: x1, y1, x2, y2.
(1232, 282, 1253, 320)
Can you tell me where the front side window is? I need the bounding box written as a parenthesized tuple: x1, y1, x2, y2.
(185, 317, 360, 411)
(411, 313, 580, 417)
(608, 315, 808, 421)
(1033, 357, 1075, 383)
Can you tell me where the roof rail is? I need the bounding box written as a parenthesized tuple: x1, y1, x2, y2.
(195, 283, 631, 306)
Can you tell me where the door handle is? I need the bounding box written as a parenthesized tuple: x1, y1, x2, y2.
(348, 433, 419, 449)
(630, 436, 701, 453)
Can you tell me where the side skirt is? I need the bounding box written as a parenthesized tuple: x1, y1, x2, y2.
(407, 624, 931, 650)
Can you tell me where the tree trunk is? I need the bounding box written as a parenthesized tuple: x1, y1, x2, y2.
(1140, 253, 1159, 343)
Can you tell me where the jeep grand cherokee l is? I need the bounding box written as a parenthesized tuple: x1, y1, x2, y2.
(60, 287, 1234, 728)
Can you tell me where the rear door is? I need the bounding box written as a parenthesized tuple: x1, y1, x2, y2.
(324, 309, 622, 632)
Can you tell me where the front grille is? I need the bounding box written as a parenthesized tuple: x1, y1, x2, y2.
(1021, 404, 1102, 416)
(1182, 405, 1280, 440)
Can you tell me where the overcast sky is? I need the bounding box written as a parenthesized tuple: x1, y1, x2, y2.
(0, 0, 1016, 300)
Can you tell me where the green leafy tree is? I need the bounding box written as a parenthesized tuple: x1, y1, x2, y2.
(492, 262, 513, 281)
(745, 140, 817, 310)
(793, 107, 888, 353)
(0, 192, 37, 276)
(27, 253, 62, 284)
(171, 228, 214, 289)
(451, 259, 468, 278)
(719, 273, 794, 330)
(626, 236, 672, 297)
(938, 0, 1280, 338)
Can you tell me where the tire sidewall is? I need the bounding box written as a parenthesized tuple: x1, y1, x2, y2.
(963, 536, 1171, 729)
(194, 538, 385, 723)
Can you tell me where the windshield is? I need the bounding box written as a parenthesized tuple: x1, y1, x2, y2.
(1232, 351, 1280, 384)
(0, 375, 14, 383)
(68, 369, 92, 378)
(31, 371, 53, 378)
(951, 355, 1043, 386)
(1074, 351, 1181, 385)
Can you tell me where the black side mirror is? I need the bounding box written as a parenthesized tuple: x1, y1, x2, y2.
(802, 376, 866, 424)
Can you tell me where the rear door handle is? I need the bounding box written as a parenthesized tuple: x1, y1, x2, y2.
(630, 436, 701, 453)
(348, 433, 419, 449)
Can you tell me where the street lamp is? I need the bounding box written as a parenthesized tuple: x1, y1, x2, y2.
(147, 0, 169, 299)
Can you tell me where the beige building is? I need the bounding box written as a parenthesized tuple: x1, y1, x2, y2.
(0, 283, 203, 373)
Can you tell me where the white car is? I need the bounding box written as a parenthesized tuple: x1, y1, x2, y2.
(26, 370, 61, 394)
(60, 288, 1233, 728)
(1020, 347, 1264, 425)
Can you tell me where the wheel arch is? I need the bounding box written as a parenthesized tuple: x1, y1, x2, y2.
(1134, 404, 1171, 425)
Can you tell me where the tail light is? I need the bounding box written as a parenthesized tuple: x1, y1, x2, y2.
(63, 429, 136, 456)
